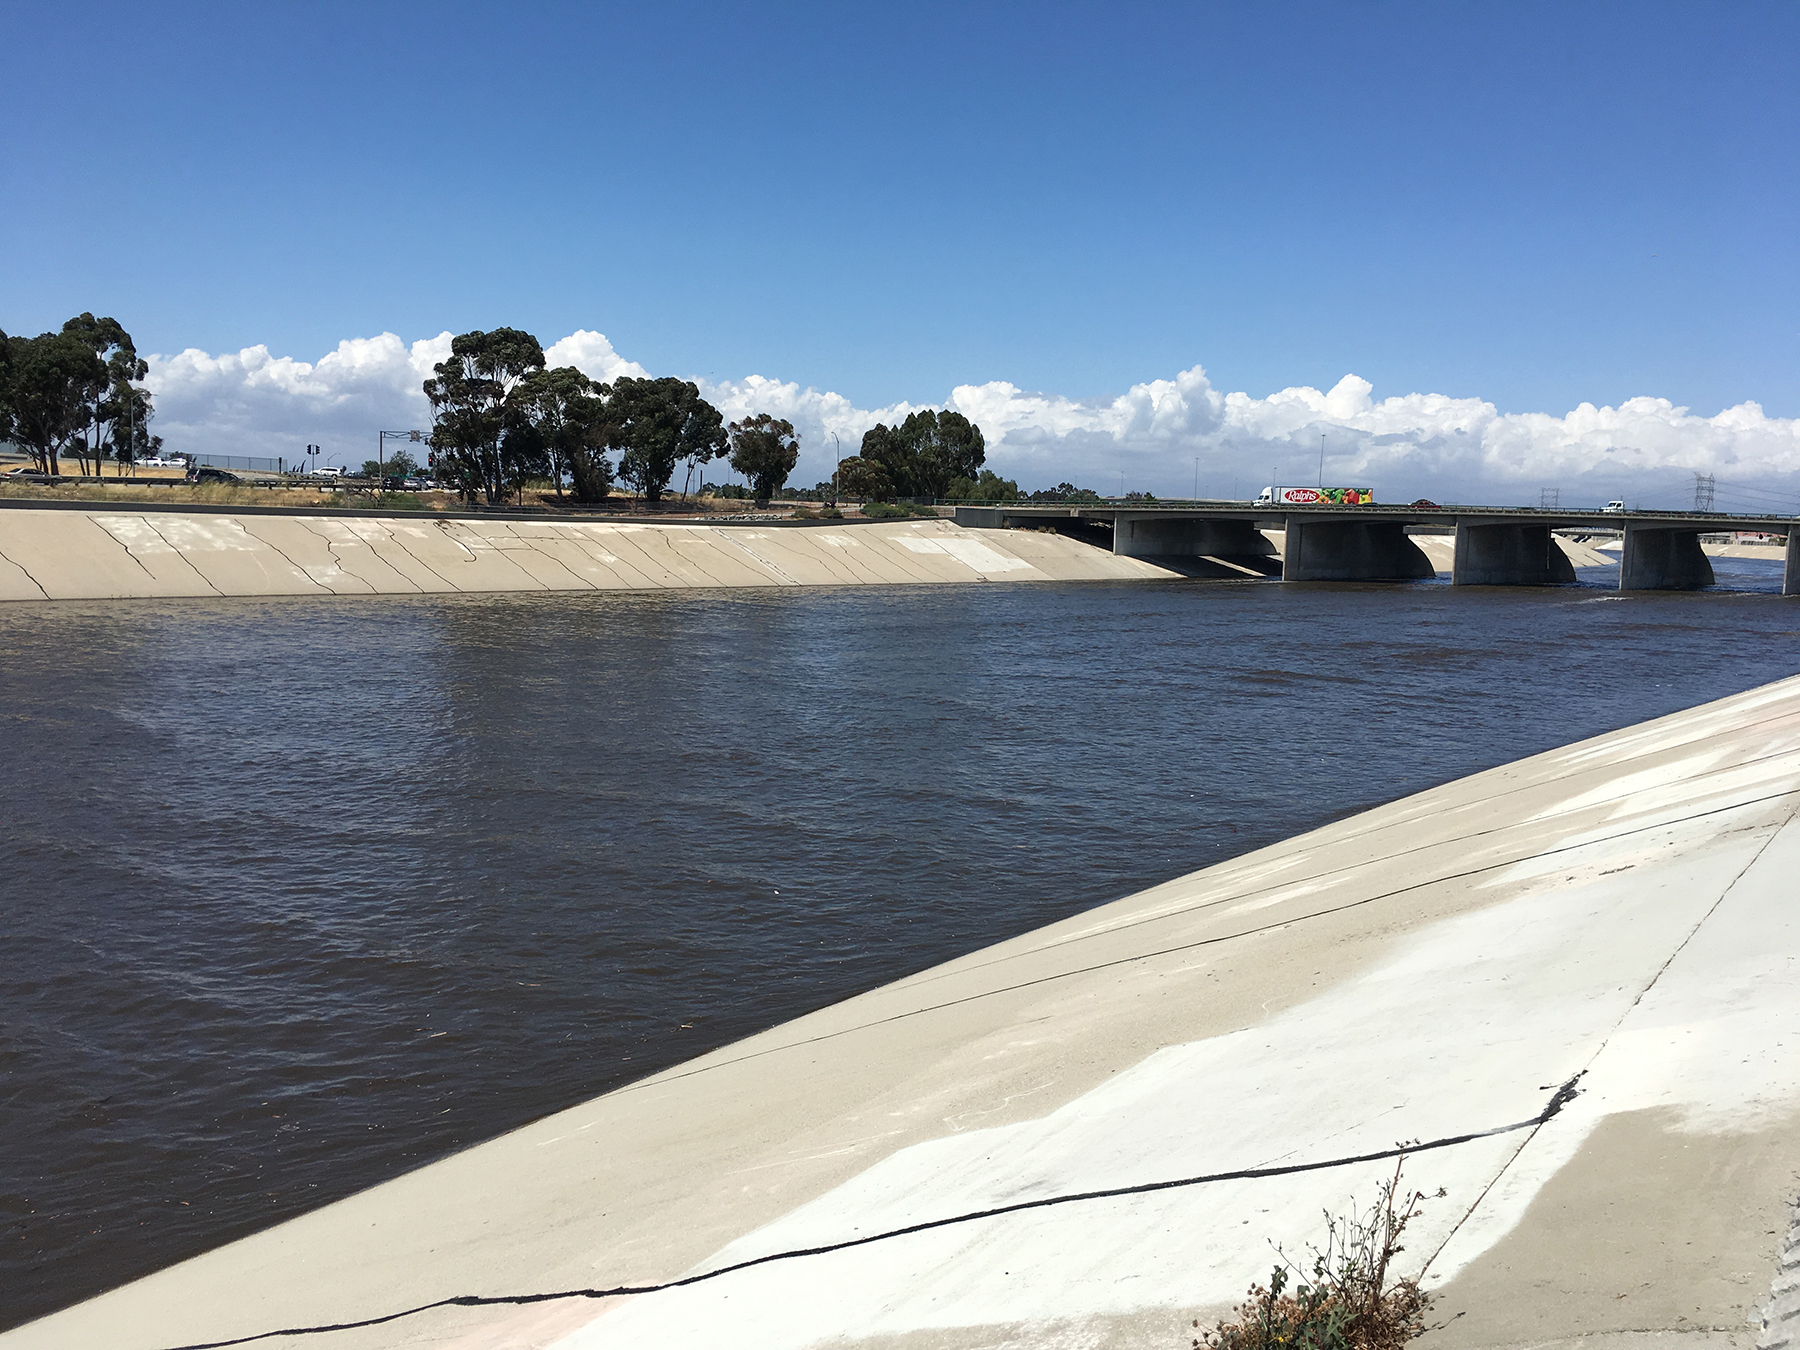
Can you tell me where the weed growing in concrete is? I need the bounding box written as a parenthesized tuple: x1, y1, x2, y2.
(1191, 1160, 1438, 1350)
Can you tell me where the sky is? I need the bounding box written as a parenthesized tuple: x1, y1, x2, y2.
(3, 1, 1797, 508)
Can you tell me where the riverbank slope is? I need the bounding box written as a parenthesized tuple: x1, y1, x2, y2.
(9, 673, 1799, 1350)
(0, 508, 1176, 601)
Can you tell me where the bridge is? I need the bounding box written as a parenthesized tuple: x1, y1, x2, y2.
(951, 502, 1799, 594)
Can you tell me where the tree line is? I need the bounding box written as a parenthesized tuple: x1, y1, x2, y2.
(1, 315, 1014, 505)
(425, 327, 1001, 508)
(424, 328, 804, 507)
(0, 316, 160, 475)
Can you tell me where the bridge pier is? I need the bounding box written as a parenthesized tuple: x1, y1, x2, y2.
(1451, 522, 1577, 586)
(1620, 526, 1714, 591)
(1281, 519, 1435, 582)
(1788, 532, 1798, 597)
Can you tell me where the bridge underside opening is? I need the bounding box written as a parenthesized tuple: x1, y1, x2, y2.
(1452, 523, 1577, 586)
(1111, 517, 1281, 578)
(1282, 520, 1436, 583)
(1621, 528, 1714, 591)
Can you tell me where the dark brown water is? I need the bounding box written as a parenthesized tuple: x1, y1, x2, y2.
(3, 563, 1797, 1327)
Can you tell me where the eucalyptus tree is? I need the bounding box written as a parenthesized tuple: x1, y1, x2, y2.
(727, 413, 800, 506)
(835, 455, 893, 502)
(422, 328, 546, 504)
(609, 377, 726, 503)
(510, 365, 616, 501)
(61, 314, 144, 475)
(6, 329, 102, 475)
(0, 327, 13, 449)
(103, 382, 161, 473)
(859, 409, 985, 498)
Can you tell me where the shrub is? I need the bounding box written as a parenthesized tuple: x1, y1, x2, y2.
(1192, 1162, 1437, 1350)
(860, 500, 939, 519)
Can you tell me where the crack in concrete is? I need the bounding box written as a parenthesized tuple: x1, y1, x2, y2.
(0, 541, 51, 599)
(137, 518, 224, 595)
(306, 519, 441, 592)
(237, 520, 338, 594)
(351, 522, 440, 592)
(88, 517, 159, 579)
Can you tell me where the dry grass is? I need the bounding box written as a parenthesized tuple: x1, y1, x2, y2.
(0, 480, 450, 510)
(1191, 1161, 1438, 1350)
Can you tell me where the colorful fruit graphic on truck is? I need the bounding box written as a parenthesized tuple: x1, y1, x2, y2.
(1255, 486, 1376, 505)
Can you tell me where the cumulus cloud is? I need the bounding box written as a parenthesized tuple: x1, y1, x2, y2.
(144, 330, 1800, 509)
(148, 332, 450, 468)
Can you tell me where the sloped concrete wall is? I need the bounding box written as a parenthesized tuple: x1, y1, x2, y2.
(0, 510, 1178, 602)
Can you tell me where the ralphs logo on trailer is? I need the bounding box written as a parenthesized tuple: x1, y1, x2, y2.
(1255, 486, 1375, 506)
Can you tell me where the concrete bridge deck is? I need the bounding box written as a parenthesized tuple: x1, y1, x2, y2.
(9, 674, 1800, 1350)
(954, 502, 1800, 592)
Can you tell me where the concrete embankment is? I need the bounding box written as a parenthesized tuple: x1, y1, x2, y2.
(12, 674, 1800, 1350)
(0, 507, 1181, 601)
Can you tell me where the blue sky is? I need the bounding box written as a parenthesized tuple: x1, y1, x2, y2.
(4, 2, 1797, 502)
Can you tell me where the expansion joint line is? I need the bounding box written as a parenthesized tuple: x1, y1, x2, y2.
(155, 1077, 1584, 1350)
(1420, 807, 1797, 1278)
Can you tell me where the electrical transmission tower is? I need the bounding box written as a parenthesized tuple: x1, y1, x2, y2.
(1540, 487, 1560, 509)
(1693, 472, 1716, 512)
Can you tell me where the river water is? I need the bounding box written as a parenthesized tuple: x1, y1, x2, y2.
(2, 561, 1797, 1327)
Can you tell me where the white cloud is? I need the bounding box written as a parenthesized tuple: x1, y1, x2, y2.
(144, 331, 1800, 508)
(543, 330, 649, 384)
(147, 332, 450, 469)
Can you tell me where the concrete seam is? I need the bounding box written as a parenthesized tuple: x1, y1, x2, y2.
(712, 528, 802, 585)
(1420, 807, 1797, 1279)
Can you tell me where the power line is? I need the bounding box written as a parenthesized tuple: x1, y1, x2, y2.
(154, 1077, 1584, 1350)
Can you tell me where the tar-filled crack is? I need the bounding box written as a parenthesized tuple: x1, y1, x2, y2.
(0, 541, 51, 598)
(139, 519, 223, 594)
(152, 1076, 1584, 1350)
(359, 520, 453, 591)
(237, 522, 338, 594)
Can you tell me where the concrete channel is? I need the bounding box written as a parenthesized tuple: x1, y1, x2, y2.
(8, 674, 1800, 1350)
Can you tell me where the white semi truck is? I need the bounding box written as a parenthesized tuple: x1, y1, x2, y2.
(1256, 486, 1375, 506)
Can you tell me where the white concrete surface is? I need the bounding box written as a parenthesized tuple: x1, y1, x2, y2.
(9, 678, 1800, 1350)
(0, 511, 1176, 601)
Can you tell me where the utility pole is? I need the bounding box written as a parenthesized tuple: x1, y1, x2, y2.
(1318, 433, 1326, 488)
